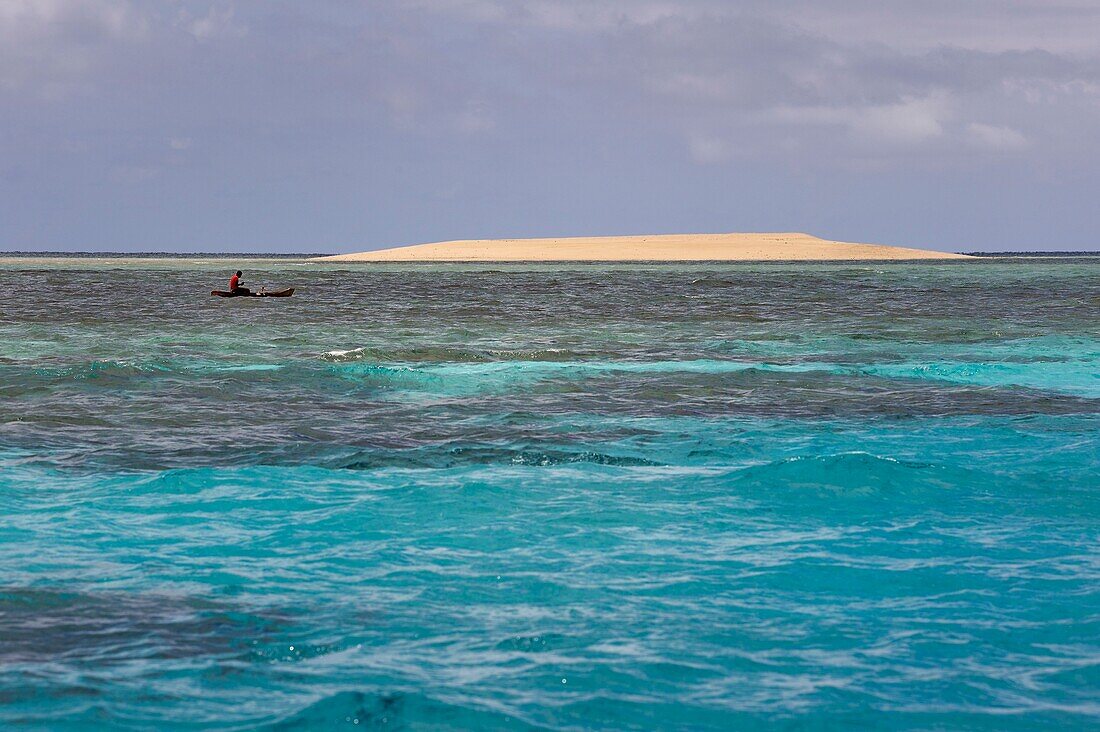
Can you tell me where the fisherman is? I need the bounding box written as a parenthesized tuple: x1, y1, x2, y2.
(228, 270, 251, 296)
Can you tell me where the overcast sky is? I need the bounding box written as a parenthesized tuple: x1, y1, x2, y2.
(2, 1, 1099, 252)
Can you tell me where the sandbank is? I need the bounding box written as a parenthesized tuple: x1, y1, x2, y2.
(316, 233, 969, 262)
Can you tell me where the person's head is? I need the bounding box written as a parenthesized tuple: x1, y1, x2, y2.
(236, 271, 242, 277)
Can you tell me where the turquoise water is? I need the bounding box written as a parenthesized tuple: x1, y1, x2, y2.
(1, 258, 1098, 729)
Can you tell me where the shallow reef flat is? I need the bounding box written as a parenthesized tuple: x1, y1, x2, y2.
(0, 258, 1097, 730)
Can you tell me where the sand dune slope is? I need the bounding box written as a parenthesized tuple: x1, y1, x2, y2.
(317, 233, 969, 262)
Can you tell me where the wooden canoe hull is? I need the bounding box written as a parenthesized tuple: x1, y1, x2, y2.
(211, 288, 295, 298)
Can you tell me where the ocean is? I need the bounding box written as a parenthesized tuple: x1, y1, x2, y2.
(1, 257, 1098, 730)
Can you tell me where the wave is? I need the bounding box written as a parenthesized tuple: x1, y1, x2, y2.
(711, 333, 1100, 358)
(5, 411, 1096, 486)
(321, 346, 490, 363)
(394, 358, 833, 386)
(19, 358, 286, 380)
(863, 359, 1100, 398)
(321, 346, 581, 363)
(4, 350, 1098, 402)
(332, 446, 661, 470)
(724, 451, 979, 500)
(264, 690, 534, 731)
(354, 357, 1100, 399)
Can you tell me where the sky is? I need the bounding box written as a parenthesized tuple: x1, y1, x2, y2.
(2, 1, 1099, 253)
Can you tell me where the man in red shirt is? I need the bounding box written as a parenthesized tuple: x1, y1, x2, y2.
(229, 271, 251, 295)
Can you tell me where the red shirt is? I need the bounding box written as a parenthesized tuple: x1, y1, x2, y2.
(229, 274, 240, 290)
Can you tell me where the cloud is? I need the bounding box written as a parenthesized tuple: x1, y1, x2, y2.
(687, 134, 736, 164)
(0, 0, 148, 95)
(407, 0, 701, 31)
(176, 4, 245, 42)
(967, 123, 1027, 150)
(4, 1, 1095, 160)
(410, 0, 1100, 52)
(769, 95, 946, 146)
(520, 12, 1094, 166)
(850, 96, 947, 144)
(1, 1, 1099, 250)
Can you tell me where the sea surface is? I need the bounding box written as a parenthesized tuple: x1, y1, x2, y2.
(1, 257, 1098, 730)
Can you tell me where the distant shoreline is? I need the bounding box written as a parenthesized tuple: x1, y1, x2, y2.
(0, 252, 330, 259)
(2, 250, 1097, 259)
(961, 251, 1100, 257)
